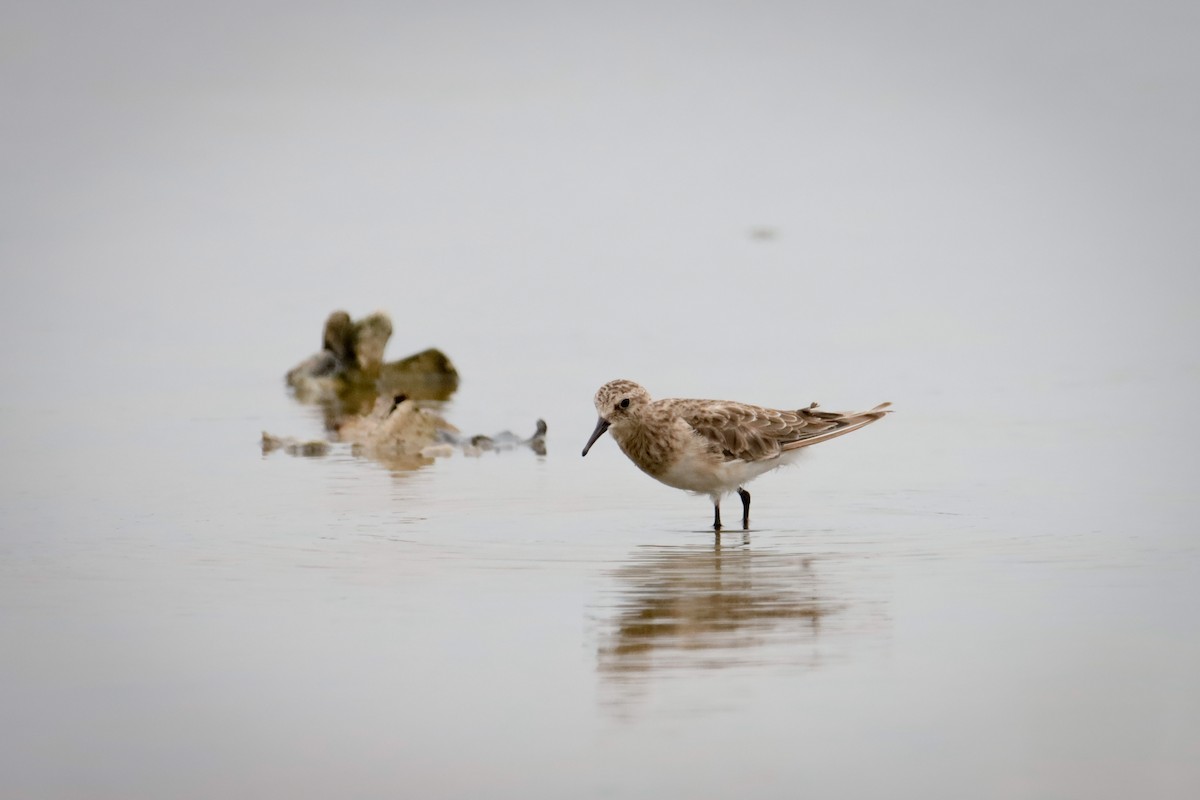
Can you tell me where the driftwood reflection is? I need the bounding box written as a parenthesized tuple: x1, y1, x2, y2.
(596, 541, 842, 679)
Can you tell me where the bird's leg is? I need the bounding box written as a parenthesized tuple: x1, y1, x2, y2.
(712, 502, 722, 532)
(737, 488, 751, 530)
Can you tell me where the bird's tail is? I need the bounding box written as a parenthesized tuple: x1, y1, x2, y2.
(780, 401, 892, 451)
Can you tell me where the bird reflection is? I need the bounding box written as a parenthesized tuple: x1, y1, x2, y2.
(595, 538, 866, 704)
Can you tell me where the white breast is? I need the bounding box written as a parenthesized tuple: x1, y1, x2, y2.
(656, 444, 804, 500)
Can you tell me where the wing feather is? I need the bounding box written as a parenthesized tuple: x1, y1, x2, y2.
(675, 399, 891, 463)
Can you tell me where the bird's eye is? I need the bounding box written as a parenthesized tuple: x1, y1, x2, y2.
(619, 398, 631, 409)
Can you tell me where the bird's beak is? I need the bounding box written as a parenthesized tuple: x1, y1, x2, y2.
(581, 418, 610, 456)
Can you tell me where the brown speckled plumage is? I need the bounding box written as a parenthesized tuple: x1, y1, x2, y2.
(582, 379, 890, 531)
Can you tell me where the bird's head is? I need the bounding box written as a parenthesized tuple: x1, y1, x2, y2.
(582, 379, 651, 456)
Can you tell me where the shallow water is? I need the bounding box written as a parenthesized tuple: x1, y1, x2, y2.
(3, 368, 1196, 798)
(3, 3, 1199, 798)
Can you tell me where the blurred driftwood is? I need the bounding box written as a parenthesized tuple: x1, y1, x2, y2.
(285, 310, 459, 428)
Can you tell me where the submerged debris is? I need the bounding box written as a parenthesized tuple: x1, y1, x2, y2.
(260, 432, 331, 458)
(272, 309, 543, 470)
(263, 394, 547, 470)
(338, 394, 457, 469)
(438, 419, 548, 457)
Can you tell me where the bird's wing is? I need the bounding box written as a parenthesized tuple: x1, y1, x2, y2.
(778, 402, 892, 451)
(677, 400, 892, 462)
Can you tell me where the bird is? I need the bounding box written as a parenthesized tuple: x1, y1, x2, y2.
(581, 379, 890, 532)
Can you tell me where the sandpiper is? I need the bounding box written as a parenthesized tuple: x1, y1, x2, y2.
(581, 379, 890, 532)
